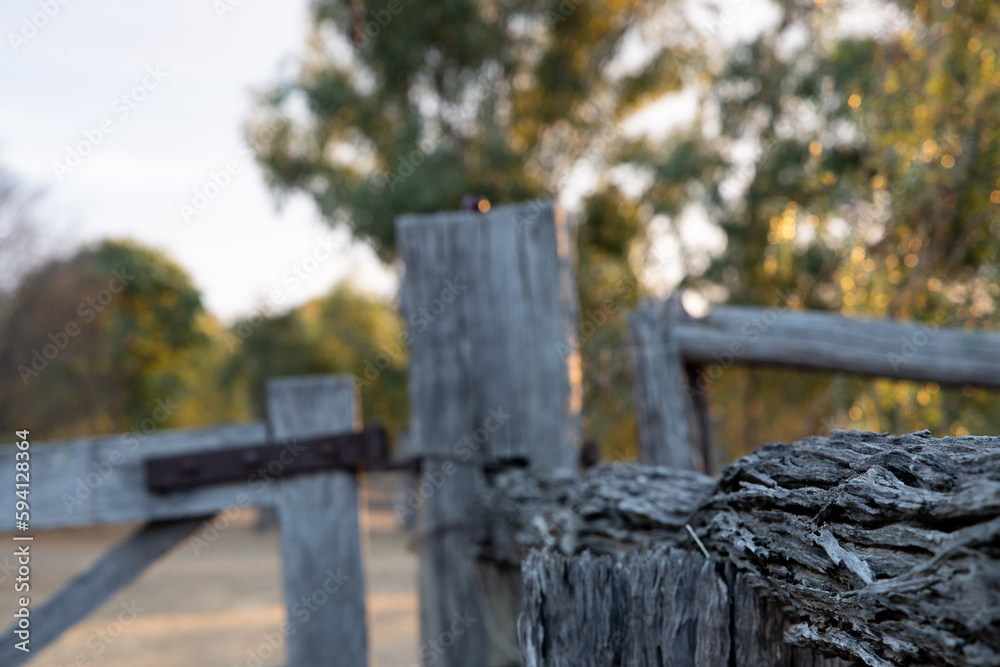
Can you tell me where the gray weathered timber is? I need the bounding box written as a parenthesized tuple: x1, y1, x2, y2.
(0, 518, 206, 667)
(397, 201, 581, 667)
(266, 376, 368, 667)
(694, 429, 1000, 667)
(672, 305, 1000, 387)
(629, 297, 699, 470)
(520, 548, 839, 667)
(479, 464, 715, 563)
(513, 431, 1000, 667)
(0, 422, 272, 532)
(397, 200, 581, 467)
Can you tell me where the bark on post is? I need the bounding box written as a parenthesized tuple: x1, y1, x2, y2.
(512, 431, 1000, 667)
(266, 376, 368, 667)
(397, 200, 581, 666)
(629, 294, 700, 470)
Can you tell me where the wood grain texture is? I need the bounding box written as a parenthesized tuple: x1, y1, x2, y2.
(397, 200, 581, 468)
(266, 375, 368, 667)
(397, 201, 581, 666)
(521, 549, 779, 667)
(629, 296, 698, 470)
(630, 296, 1000, 478)
(673, 305, 1000, 387)
(0, 518, 206, 667)
(513, 431, 1000, 667)
(479, 464, 715, 563)
(0, 422, 272, 532)
(695, 429, 1000, 667)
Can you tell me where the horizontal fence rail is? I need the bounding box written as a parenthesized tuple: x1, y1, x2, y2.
(0, 422, 273, 532)
(630, 296, 1000, 471)
(673, 305, 1000, 387)
(0, 375, 371, 667)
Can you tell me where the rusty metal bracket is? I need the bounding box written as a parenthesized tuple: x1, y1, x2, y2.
(145, 425, 389, 494)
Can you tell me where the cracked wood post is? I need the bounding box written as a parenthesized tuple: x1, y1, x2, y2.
(266, 376, 367, 667)
(629, 294, 701, 470)
(397, 200, 581, 667)
(513, 430, 1000, 666)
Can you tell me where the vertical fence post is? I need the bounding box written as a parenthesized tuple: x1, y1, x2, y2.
(397, 200, 581, 666)
(629, 294, 700, 470)
(266, 375, 368, 667)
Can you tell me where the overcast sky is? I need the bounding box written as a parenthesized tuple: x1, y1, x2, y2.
(2, 0, 395, 322)
(1, 0, 796, 322)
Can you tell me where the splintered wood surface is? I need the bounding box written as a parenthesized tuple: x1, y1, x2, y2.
(0, 473, 418, 667)
(512, 431, 1000, 667)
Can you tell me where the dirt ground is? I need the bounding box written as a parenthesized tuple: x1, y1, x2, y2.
(0, 472, 419, 666)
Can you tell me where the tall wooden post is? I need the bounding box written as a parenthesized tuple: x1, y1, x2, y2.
(266, 376, 368, 667)
(629, 295, 700, 470)
(397, 200, 581, 666)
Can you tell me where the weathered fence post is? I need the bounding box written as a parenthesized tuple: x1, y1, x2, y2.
(517, 430, 1000, 666)
(629, 294, 701, 470)
(397, 200, 581, 666)
(266, 375, 368, 667)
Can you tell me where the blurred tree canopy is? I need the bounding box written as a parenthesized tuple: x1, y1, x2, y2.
(250, 0, 1000, 460)
(8, 1, 995, 458)
(0, 239, 215, 437)
(220, 284, 408, 437)
(657, 0, 1000, 456)
(248, 0, 705, 452)
(0, 236, 406, 442)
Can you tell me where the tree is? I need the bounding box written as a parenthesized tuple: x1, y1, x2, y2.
(220, 284, 408, 437)
(655, 0, 1000, 456)
(0, 239, 216, 438)
(248, 0, 703, 454)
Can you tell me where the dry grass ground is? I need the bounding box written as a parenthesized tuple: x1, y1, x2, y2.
(0, 472, 418, 666)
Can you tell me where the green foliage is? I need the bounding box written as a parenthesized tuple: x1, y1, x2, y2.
(250, 0, 692, 257)
(0, 239, 212, 437)
(249, 0, 702, 457)
(0, 236, 409, 443)
(221, 284, 408, 438)
(674, 0, 1000, 457)
(246, 0, 1000, 460)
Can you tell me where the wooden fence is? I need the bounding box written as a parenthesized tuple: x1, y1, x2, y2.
(0, 376, 370, 666)
(0, 200, 580, 667)
(3, 199, 998, 666)
(629, 293, 1000, 472)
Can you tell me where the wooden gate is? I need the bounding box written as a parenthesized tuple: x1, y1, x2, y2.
(0, 376, 372, 667)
